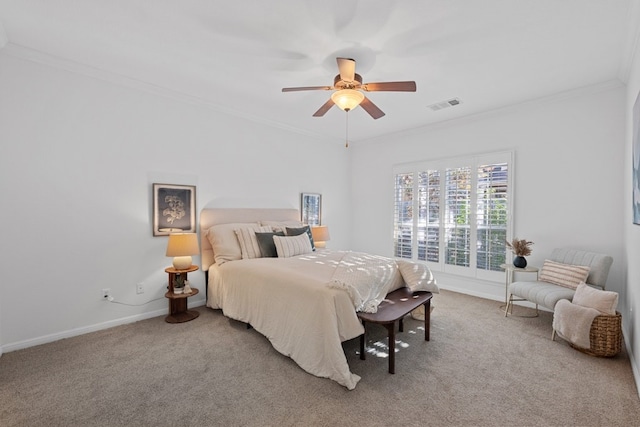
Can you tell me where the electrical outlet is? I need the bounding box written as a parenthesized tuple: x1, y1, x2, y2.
(136, 283, 144, 294)
(102, 288, 111, 299)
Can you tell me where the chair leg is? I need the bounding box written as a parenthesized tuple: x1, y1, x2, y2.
(504, 294, 512, 317)
(551, 329, 556, 341)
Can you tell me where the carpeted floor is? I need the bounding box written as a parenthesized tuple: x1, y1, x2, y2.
(1, 289, 638, 427)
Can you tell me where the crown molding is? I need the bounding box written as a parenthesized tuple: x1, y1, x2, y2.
(354, 79, 624, 147)
(0, 43, 341, 144)
(619, 0, 640, 83)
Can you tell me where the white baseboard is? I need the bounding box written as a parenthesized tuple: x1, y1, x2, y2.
(438, 283, 552, 312)
(0, 298, 206, 354)
(622, 324, 640, 399)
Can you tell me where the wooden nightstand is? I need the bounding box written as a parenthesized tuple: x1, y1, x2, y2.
(164, 265, 199, 323)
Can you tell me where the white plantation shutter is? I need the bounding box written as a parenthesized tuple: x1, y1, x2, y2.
(444, 167, 472, 268)
(393, 151, 512, 281)
(476, 162, 509, 271)
(418, 171, 440, 262)
(393, 173, 413, 259)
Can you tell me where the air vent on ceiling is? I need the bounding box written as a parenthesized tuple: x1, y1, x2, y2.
(428, 98, 462, 112)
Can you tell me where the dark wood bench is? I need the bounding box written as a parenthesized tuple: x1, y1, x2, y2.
(357, 287, 433, 374)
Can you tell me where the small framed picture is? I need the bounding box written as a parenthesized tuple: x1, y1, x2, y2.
(301, 193, 321, 226)
(153, 183, 196, 236)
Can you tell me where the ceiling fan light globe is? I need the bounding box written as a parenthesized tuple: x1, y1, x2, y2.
(331, 89, 364, 111)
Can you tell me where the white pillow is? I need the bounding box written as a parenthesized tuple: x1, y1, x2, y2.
(234, 226, 272, 259)
(206, 222, 259, 265)
(539, 259, 590, 290)
(572, 282, 618, 315)
(273, 233, 313, 258)
(396, 260, 440, 293)
(260, 220, 303, 233)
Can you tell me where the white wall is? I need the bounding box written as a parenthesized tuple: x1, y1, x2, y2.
(349, 83, 626, 302)
(624, 4, 640, 395)
(0, 51, 351, 350)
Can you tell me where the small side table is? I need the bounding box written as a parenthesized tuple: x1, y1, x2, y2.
(499, 263, 539, 306)
(164, 265, 199, 323)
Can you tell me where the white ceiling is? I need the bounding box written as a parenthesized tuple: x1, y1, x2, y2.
(0, 0, 636, 143)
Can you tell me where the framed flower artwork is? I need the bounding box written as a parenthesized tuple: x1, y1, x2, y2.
(152, 183, 196, 236)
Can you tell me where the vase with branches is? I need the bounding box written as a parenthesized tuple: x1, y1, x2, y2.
(505, 238, 533, 268)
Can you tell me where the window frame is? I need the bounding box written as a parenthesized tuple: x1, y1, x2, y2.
(393, 151, 513, 283)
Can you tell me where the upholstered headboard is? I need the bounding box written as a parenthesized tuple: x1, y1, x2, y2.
(199, 207, 300, 271)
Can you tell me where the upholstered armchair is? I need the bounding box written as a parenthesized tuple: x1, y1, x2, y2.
(505, 248, 613, 316)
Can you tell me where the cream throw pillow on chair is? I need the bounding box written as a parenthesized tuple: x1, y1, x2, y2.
(572, 283, 618, 315)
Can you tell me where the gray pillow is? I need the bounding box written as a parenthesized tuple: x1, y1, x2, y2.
(286, 226, 315, 251)
(255, 231, 285, 257)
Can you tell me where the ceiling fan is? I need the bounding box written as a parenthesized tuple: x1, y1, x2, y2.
(282, 57, 416, 119)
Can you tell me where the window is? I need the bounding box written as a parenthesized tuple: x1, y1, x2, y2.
(393, 152, 512, 281)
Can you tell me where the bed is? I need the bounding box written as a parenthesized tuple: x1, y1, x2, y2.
(200, 207, 438, 389)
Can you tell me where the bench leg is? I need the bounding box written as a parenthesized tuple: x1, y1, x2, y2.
(385, 322, 396, 374)
(424, 300, 431, 341)
(360, 321, 366, 360)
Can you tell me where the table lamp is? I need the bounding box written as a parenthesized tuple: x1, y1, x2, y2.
(166, 233, 199, 270)
(311, 225, 330, 248)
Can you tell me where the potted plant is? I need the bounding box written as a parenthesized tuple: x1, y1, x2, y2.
(173, 274, 185, 294)
(505, 238, 534, 268)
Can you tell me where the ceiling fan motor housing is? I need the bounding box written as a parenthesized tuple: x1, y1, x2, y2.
(334, 73, 362, 89)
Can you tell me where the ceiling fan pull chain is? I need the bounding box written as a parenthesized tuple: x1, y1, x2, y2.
(345, 111, 349, 148)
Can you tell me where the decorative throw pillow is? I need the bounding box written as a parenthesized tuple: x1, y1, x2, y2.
(260, 220, 303, 234)
(286, 226, 315, 250)
(539, 259, 590, 290)
(206, 222, 260, 265)
(255, 231, 285, 258)
(234, 226, 272, 259)
(273, 233, 313, 258)
(572, 282, 618, 315)
(396, 260, 440, 293)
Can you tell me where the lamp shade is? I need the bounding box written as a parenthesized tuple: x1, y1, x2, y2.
(311, 225, 330, 248)
(331, 89, 364, 111)
(166, 233, 199, 270)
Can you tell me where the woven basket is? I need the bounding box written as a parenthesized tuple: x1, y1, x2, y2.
(570, 311, 622, 357)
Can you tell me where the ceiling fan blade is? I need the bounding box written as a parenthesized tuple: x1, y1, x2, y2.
(360, 96, 385, 119)
(282, 86, 333, 92)
(312, 98, 335, 117)
(337, 57, 356, 82)
(361, 81, 417, 92)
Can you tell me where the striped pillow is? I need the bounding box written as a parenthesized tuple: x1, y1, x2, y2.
(234, 226, 272, 259)
(273, 233, 313, 258)
(207, 222, 259, 265)
(539, 260, 590, 290)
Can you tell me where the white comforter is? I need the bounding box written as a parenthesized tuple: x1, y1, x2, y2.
(329, 251, 402, 313)
(206, 250, 404, 389)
